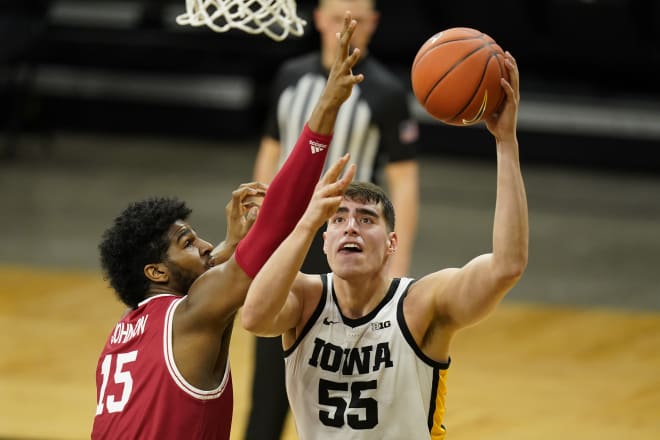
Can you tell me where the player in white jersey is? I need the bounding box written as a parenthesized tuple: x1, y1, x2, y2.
(286, 273, 449, 439)
(242, 52, 527, 439)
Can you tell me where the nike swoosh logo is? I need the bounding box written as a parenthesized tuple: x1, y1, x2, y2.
(323, 317, 340, 325)
(462, 90, 488, 125)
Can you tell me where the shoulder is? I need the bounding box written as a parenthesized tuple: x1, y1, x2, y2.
(293, 272, 325, 300)
(293, 273, 327, 319)
(411, 268, 458, 289)
(406, 268, 458, 309)
(402, 269, 461, 360)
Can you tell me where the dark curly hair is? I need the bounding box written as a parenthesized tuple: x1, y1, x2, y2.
(344, 182, 395, 232)
(99, 197, 192, 309)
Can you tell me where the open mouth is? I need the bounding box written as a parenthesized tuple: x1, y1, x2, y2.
(339, 243, 362, 253)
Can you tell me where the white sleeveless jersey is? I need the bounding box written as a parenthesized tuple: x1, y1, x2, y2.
(284, 274, 450, 440)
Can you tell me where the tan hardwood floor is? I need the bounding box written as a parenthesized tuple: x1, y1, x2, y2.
(1, 266, 658, 440)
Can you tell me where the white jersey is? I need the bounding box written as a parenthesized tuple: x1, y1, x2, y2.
(284, 274, 450, 440)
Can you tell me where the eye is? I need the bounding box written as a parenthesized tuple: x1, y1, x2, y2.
(360, 217, 373, 224)
(331, 216, 345, 224)
(183, 239, 193, 248)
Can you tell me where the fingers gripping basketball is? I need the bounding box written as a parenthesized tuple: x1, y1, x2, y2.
(411, 27, 509, 126)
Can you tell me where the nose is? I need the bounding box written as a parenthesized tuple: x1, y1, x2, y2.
(343, 217, 359, 235)
(198, 239, 213, 256)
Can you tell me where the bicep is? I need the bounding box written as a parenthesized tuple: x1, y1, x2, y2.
(433, 254, 508, 328)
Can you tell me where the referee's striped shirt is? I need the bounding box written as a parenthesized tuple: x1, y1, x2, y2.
(264, 52, 418, 185)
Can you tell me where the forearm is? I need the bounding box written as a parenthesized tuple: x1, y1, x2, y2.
(308, 99, 341, 135)
(492, 138, 528, 279)
(236, 125, 332, 278)
(241, 222, 316, 335)
(237, 13, 361, 278)
(440, 143, 527, 328)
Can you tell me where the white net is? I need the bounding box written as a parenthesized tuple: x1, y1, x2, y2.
(176, 0, 307, 42)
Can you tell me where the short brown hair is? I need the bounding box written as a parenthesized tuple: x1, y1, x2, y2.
(343, 181, 395, 231)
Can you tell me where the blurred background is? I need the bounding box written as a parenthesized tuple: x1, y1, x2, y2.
(1, 0, 659, 169)
(1, 1, 659, 439)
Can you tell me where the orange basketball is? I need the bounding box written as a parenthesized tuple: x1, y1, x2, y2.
(411, 27, 509, 126)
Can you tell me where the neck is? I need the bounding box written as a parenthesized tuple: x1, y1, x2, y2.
(146, 285, 181, 298)
(332, 272, 390, 319)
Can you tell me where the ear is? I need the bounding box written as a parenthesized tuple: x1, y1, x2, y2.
(386, 232, 398, 255)
(322, 230, 328, 255)
(144, 263, 169, 283)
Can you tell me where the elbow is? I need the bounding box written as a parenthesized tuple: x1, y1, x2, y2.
(241, 309, 278, 337)
(506, 261, 527, 282)
(240, 305, 264, 334)
(509, 251, 528, 279)
(495, 251, 528, 283)
(241, 300, 279, 336)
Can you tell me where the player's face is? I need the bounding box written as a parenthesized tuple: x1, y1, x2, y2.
(315, 0, 379, 55)
(164, 220, 214, 293)
(323, 198, 394, 277)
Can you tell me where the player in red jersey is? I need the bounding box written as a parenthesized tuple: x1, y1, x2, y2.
(91, 12, 362, 440)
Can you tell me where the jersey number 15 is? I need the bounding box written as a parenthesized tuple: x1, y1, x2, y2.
(95, 351, 138, 415)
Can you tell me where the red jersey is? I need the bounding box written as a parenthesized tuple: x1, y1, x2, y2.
(91, 294, 233, 439)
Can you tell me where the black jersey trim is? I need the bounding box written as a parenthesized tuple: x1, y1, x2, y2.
(397, 282, 451, 369)
(427, 365, 441, 431)
(283, 273, 328, 358)
(332, 278, 401, 328)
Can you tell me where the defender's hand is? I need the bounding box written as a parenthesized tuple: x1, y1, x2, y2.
(225, 182, 267, 246)
(322, 11, 365, 108)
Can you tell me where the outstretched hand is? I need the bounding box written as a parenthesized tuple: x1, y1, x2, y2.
(225, 182, 267, 246)
(485, 51, 520, 143)
(300, 154, 356, 232)
(308, 11, 365, 134)
(322, 11, 365, 108)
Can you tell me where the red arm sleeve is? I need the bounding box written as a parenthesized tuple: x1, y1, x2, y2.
(235, 123, 332, 278)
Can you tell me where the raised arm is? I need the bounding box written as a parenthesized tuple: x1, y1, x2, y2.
(418, 52, 528, 333)
(242, 156, 356, 336)
(234, 12, 362, 279)
(184, 11, 364, 322)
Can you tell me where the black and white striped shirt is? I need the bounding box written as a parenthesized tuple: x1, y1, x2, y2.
(264, 52, 418, 185)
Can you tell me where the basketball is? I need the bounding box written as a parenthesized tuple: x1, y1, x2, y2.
(411, 27, 509, 126)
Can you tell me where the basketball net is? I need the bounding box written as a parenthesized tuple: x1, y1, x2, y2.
(176, 0, 307, 42)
